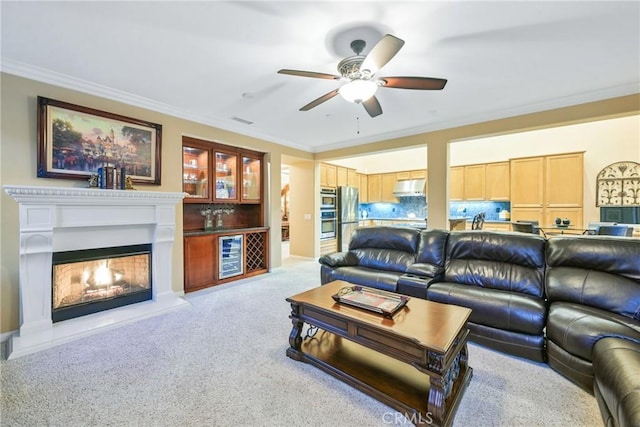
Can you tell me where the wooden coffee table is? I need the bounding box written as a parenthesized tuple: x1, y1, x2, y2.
(286, 280, 472, 427)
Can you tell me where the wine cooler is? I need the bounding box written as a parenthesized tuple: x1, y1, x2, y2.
(219, 235, 243, 279)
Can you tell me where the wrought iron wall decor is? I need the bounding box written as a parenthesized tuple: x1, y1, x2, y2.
(596, 161, 640, 206)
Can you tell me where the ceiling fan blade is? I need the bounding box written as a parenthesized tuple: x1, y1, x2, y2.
(380, 76, 448, 90)
(362, 96, 382, 118)
(360, 34, 405, 75)
(278, 69, 341, 80)
(300, 89, 340, 111)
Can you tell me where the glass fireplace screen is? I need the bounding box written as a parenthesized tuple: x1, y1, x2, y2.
(52, 244, 152, 322)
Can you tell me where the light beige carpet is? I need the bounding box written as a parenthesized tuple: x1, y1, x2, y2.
(1, 257, 601, 426)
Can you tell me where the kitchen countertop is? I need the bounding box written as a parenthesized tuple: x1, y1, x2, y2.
(362, 217, 427, 221)
(362, 217, 512, 223)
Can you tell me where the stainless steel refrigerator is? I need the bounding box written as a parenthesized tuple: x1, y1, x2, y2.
(337, 186, 359, 252)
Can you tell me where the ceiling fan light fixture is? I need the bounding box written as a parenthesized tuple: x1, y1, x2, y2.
(339, 79, 378, 103)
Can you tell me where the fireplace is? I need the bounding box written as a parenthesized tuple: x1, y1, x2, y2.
(4, 185, 189, 359)
(52, 244, 153, 322)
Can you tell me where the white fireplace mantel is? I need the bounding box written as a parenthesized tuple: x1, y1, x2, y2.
(4, 185, 190, 359)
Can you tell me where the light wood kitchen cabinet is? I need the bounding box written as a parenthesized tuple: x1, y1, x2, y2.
(510, 157, 545, 207)
(510, 152, 584, 227)
(483, 222, 512, 232)
(397, 169, 427, 180)
(381, 173, 398, 202)
(510, 207, 545, 226)
(410, 169, 427, 179)
(336, 166, 348, 187)
(357, 173, 368, 202)
(450, 167, 464, 200)
(421, 170, 428, 196)
(368, 174, 382, 202)
(347, 169, 358, 187)
(463, 164, 486, 200)
(320, 238, 337, 256)
(396, 171, 410, 180)
(320, 163, 337, 187)
(485, 161, 510, 200)
(545, 153, 583, 207)
(545, 208, 583, 229)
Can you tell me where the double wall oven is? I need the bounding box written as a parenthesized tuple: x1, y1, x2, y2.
(320, 187, 337, 239)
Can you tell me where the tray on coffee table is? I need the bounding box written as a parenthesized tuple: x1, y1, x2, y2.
(332, 285, 409, 318)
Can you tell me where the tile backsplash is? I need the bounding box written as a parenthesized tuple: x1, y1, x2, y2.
(450, 201, 511, 221)
(360, 198, 510, 221)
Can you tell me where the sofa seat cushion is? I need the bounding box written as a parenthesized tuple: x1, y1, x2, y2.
(427, 281, 546, 335)
(593, 337, 640, 427)
(547, 340, 596, 391)
(547, 302, 640, 361)
(467, 322, 546, 362)
(328, 266, 401, 292)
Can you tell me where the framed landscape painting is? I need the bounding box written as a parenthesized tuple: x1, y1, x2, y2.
(37, 96, 162, 184)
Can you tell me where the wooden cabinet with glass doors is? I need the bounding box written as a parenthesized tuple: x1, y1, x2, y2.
(183, 143, 211, 201)
(183, 137, 263, 205)
(242, 154, 262, 202)
(214, 148, 239, 202)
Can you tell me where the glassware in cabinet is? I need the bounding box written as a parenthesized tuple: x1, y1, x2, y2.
(214, 151, 238, 201)
(242, 155, 261, 202)
(183, 146, 210, 199)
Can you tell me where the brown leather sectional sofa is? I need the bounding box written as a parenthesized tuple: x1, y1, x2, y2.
(319, 226, 640, 427)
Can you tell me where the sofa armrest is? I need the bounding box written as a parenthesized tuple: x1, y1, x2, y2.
(319, 251, 359, 268)
(406, 262, 443, 279)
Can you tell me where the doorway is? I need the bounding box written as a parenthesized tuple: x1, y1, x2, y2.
(281, 166, 290, 260)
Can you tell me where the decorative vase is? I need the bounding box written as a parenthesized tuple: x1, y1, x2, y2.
(562, 218, 571, 226)
(555, 217, 562, 225)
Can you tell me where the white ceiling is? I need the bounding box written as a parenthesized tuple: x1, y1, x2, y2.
(2, 1, 639, 154)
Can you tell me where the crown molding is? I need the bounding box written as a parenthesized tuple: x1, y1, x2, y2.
(0, 58, 310, 153)
(319, 83, 640, 153)
(2, 58, 637, 155)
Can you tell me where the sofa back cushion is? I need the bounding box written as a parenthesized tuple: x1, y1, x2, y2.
(406, 229, 449, 277)
(416, 229, 449, 266)
(349, 226, 419, 273)
(546, 236, 640, 321)
(444, 231, 547, 298)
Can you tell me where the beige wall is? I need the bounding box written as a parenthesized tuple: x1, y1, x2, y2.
(453, 115, 640, 222)
(0, 73, 312, 334)
(318, 95, 639, 230)
(286, 159, 317, 258)
(1, 72, 638, 335)
(328, 115, 640, 226)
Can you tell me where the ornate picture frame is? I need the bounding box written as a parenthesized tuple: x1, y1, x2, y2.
(37, 96, 162, 184)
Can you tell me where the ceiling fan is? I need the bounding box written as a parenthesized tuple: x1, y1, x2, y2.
(278, 34, 447, 118)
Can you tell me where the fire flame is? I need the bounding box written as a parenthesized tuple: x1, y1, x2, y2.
(84, 261, 114, 288)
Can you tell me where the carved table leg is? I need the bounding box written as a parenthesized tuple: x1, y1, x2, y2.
(426, 338, 471, 426)
(286, 303, 304, 360)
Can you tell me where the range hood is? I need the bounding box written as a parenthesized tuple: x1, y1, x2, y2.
(393, 179, 426, 197)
